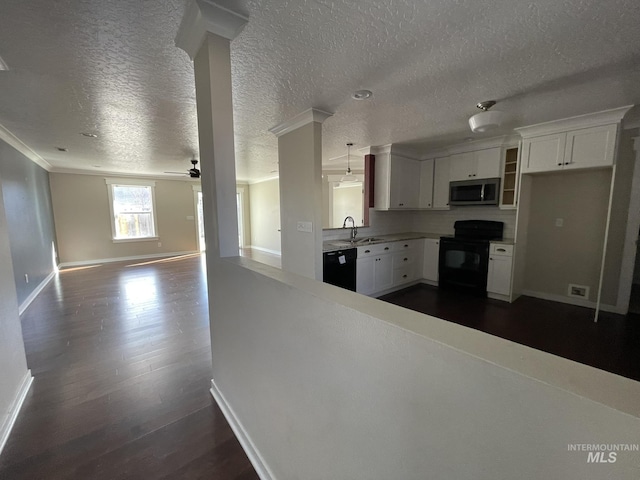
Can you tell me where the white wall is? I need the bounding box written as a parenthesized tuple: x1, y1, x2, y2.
(0, 178, 31, 453)
(210, 257, 640, 480)
(50, 173, 199, 264)
(249, 178, 281, 254)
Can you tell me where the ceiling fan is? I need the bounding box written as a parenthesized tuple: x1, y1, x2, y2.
(165, 158, 201, 178)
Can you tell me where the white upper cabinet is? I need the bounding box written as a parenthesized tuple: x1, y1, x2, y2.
(520, 133, 566, 173)
(432, 156, 450, 209)
(418, 159, 434, 209)
(563, 124, 617, 171)
(449, 152, 474, 181)
(375, 152, 420, 210)
(517, 107, 631, 175)
(449, 147, 501, 181)
(521, 125, 617, 174)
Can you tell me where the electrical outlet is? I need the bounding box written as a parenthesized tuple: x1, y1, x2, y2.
(568, 284, 589, 299)
(296, 221, 313, 233)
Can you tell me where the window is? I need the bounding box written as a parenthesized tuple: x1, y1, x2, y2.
(106, 179, 158, 241)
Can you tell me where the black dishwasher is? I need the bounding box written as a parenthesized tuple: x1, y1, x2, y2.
(323, 248, 357, 291)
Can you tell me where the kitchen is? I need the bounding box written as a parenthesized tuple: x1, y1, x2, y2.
(318, 105, 639, 379)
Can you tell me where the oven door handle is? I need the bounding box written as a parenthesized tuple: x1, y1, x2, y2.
(480, 183, 485, 201)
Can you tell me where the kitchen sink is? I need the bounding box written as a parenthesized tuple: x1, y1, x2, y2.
(355, 237, 384, 244)
(327, 240, 355, 248)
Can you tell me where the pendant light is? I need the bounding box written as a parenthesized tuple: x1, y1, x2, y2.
(340, 142, 358, 183)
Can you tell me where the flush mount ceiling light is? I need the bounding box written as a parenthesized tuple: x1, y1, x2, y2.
(468, 100, 505, 133)
(340, 142, 358, 183)
(352, 90, 372, 100)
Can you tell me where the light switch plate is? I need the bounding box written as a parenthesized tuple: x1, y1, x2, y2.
(297, 221, 313, 233)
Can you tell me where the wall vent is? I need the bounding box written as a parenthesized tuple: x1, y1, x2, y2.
(567, 284, 590, 299)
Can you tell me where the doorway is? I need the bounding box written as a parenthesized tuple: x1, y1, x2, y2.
(196, 190, 205, 252)
(236, 188, 244, 248)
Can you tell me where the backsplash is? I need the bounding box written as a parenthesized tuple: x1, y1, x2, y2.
(322, 209, 415, 241)
(323, 207, 517, 241)
(412, 207, 517, 239)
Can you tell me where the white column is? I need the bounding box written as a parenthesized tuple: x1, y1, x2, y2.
(176, 1, 248, 260)
(270, 109, 332, 280)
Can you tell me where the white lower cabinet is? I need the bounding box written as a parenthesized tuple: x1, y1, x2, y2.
(356, 243, 393, 295)
(356, 255, 376, 296)
(487, 243, 513, 298)
(422, 238, 440, 283)
(356, 239, 423, 296)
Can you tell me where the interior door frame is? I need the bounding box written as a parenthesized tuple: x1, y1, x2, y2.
(617, 135, 640, 312)
(192, 185, 205, 252)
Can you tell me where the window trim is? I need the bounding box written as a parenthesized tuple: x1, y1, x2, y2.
(105, 178, 159, 242)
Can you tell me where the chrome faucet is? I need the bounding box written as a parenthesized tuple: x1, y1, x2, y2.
(342, 216, 358, 241)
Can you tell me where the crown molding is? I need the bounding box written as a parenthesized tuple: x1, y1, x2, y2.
(515, 105, 634, 139)
(176, 0, 248, 59)
(358, 144, 392, 156)
(268, 108, 333, 137)
(0, 124, 52, 171)
(49, 167, 201, 182)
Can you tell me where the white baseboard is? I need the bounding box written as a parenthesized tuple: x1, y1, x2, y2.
(18, 270, 56, 316)
(58, 250, 199, 268)
(521, 290, 625, 315)
(248, 246, 282, 257)
(209, 378, 274, 480)
(0, 370, 33, 456)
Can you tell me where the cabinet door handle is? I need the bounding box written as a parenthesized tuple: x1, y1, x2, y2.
(557, 163, 562, 166)
(490, 257, 493, 261)
(384, 247, 389, 251)
(564, 162, 570, 165)
(402, 274, 407, 278)
(404, 257, 408, 261)
(428, 203, 431, 207)
(365, 249, 370, 253)
(497, 248, 506, 252)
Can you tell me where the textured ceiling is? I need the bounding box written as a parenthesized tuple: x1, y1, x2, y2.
(0, 0, 639, 181)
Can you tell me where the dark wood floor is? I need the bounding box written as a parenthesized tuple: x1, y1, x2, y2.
(380, 284, 640, 382)
(0, 254, 259, 480)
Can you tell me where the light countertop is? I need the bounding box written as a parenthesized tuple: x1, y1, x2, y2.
(323, 232, 514, 252)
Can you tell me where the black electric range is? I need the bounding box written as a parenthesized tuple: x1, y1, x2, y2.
(439, 220, 504, 295)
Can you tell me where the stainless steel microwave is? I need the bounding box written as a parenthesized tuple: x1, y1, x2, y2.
(449, 178, 500, 206)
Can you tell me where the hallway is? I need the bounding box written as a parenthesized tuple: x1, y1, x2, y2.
(0, 254, 258, 479)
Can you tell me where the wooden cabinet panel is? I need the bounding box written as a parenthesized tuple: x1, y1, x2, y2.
(450, 148, 501, 181)
(376, 154, 420, 210)
(449, 152, 475, 181)
(521, 134, 566, 173)
(563, 124, 617, 170)
(419, 159, 434, 208)
(475, 147, 502, 179)
(423, 238, 440, 282)
(356, 256, 375, 295)
(432, 157, 450, 209)
(374, 254, 393, 291)
(487, 255, 512, 296)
